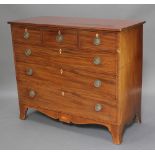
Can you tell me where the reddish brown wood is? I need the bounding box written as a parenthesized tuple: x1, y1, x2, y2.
(11, 25, 42, 45)
(8, 16, 145, 31)
(13, 44, 117, 76)
(108, 124, 124, 144)
(19, 103, 28, 120)
(15, 62, 117, 106)
(43, 28, 78, 49)
(21, 104, 114, 127)
(79, 30, 117, 50)
(8, 16, 145, 144)
(117, 25, 143, 126)
(17, 80, 117, 123)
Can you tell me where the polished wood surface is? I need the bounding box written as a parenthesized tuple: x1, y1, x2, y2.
(17, 80, 117, 123)
(16, 62, 117, 106)
(43, 28, 78, 48)
(118, 25, 143, 125)
(8, 16, 145, 144)
(79, 30, 117, 50)
(14, 44, 117, 75)
(8, 16, 145, 31)
(12, 25, 42, 45)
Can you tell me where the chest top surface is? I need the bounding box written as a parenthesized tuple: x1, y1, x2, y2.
(8, 16, 145, 31)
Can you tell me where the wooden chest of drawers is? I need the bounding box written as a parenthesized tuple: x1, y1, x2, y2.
(8, 16, 145, 144)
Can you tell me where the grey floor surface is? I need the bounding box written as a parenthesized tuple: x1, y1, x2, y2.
(0, 93, 155, 150)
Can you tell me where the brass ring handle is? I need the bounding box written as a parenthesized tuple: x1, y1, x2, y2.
(23, 28, 30, 39)
(29, 90, 36, 98)
(94, 79, 102, 88)
(95, 103, 102, 112)
(93, 56, 101, 65)
(93, 33, 101, 45)
(56, 30, 64, 43)
(25, 49, 32, 56)
(26, 68, 33, 76)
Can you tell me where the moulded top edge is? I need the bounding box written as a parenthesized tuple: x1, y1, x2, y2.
(8, 16, 145, 32)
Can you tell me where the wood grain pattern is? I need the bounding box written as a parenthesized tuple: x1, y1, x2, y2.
(17, 80, 117, 123)
(8, 16, 145, 31)
(11, 25, 42, 45)
(117, 25, 143, 126)
(14, 44, 117, 76)
(43, 28, 78, 49)
(15, 62, 117, 106)
(19, 104, 116, 128)
(79, 30, 117, 50)
(8, 17, 145, 144)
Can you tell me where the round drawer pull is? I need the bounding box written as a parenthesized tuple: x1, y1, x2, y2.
(95, 103, 102, 112)
(26, 68, 33, 76)
(29, 90, 36, 98)
(93, 56, 101, 65)
(93, 33, 101, 46)
(25, 49, 32, 56)
(23, 28, 30, 39)
(94, 79, 102, 88)
(56, 30, 64, 43)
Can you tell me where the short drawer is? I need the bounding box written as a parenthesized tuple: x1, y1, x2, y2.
(79, 30, 118, 50)
(43, 28, 78, 49)
(11, 26, 42, 44)
(17, 79, 117, 123)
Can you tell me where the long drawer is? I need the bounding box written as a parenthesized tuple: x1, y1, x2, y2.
(17, 79, 117, 123)
(16, 62, 117, 106)
(14, 44, 117, 75)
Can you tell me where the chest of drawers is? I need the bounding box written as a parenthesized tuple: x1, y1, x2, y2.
(8, 16, 145, 144)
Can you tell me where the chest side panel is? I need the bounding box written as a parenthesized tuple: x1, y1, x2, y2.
(118, 25, 143, 125)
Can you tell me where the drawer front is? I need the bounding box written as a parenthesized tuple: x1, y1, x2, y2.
(43, 29, 78, 49)
(14, 44, 117, 75)
(11, 26, 42, 44)
(17, 79, 117, 123)
(16, 62, 116, 105)
(79, 30, 117, 50)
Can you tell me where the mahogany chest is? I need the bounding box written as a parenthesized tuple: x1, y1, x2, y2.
(8, 16, 145, 144)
